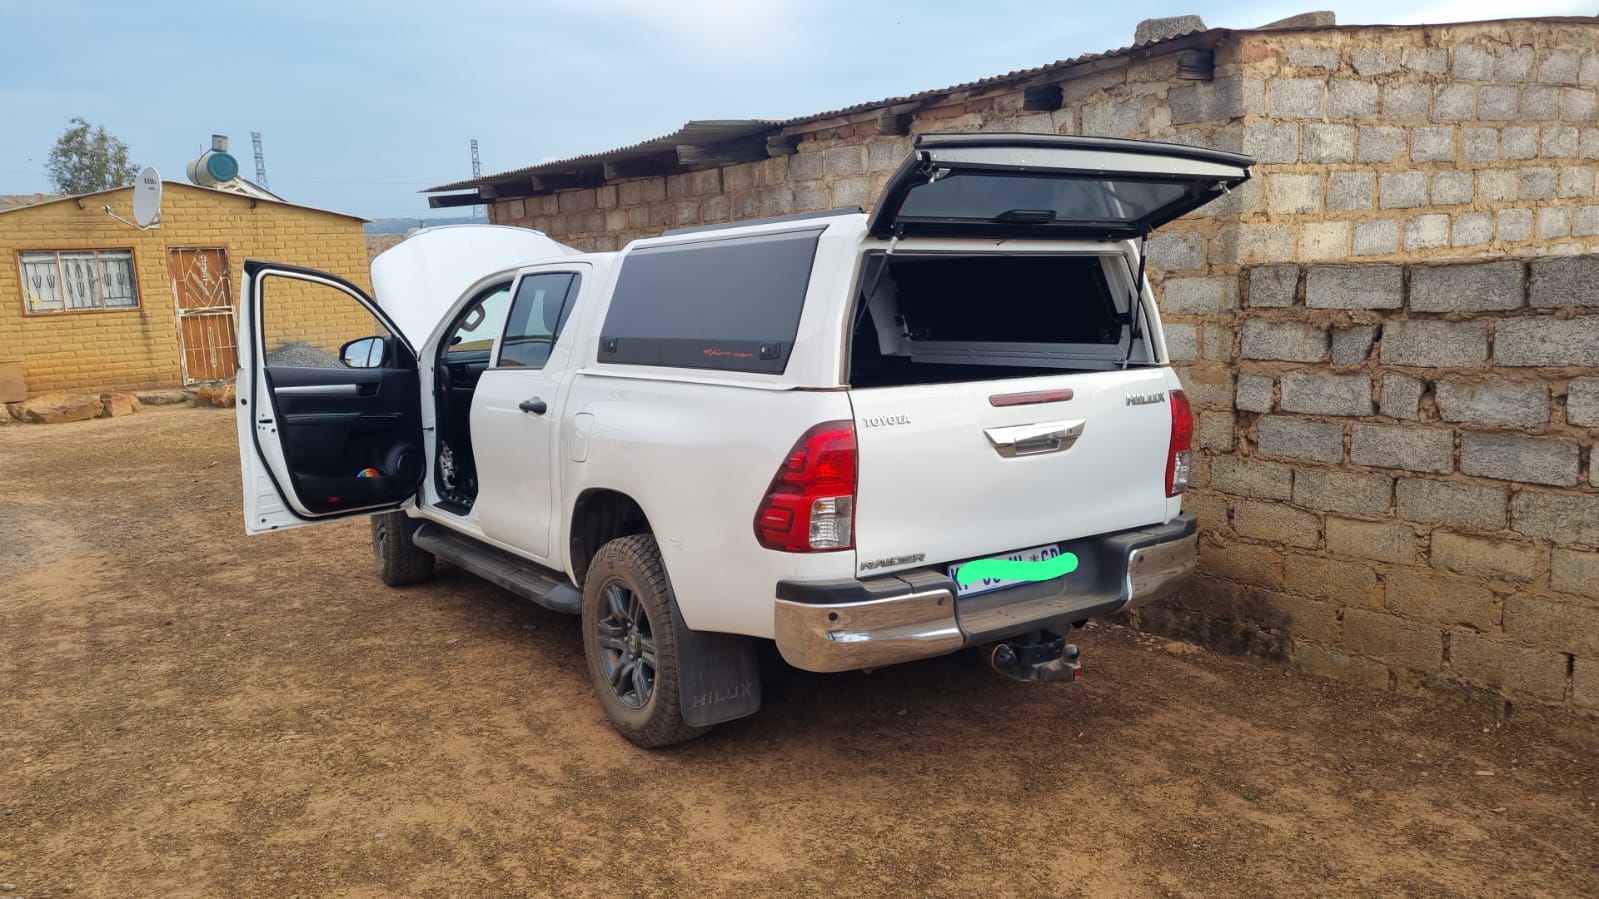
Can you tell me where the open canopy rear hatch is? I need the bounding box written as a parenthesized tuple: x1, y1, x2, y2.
(868, 133, 1253, 240)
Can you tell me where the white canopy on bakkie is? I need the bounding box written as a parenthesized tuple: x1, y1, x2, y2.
(369, 225, 579, 346)
(867, 133, 1252, 240)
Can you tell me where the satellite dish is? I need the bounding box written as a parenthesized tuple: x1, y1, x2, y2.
(132, 167, 162, 228)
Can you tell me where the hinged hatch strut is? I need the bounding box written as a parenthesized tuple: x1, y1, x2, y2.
(1120, 231, 1150, 370)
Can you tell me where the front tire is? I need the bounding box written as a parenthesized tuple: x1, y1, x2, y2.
(371, 511, 435, 586)
(581, 534, 707, 748)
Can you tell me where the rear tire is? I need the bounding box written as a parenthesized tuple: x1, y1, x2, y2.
(582, 534, 708, 748)
(371, 511, 435, 586)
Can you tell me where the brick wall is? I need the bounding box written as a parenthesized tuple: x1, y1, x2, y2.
(0, 183, 371, 393)
(490, 18, 1599, 718)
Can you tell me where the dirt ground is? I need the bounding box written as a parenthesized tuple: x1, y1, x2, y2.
(2, 406, 1597, 897)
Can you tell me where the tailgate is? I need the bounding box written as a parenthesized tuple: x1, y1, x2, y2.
(849, 368, 1175, 574)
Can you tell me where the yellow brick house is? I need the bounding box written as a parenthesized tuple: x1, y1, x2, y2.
(0, 181, 371, 395)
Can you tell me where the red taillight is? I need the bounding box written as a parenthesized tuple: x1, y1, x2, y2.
(1166, 389, 1193, 497)
(754, 420, 857, 552)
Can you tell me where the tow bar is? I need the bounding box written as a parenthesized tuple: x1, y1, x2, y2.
(985, 631, 1081, 683)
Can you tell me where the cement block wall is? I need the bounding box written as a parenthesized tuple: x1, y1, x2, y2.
(1163, 257, 1598, 715)
(1148, 21, 1598, 718)
(490, 19, 1599, 719)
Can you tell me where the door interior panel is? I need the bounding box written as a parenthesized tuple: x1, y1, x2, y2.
(263, 350, 424, 515)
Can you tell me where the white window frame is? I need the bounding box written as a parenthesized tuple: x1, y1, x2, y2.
(18, 248, 141, 315)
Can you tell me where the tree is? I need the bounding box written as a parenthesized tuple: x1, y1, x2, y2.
(45, 117, 139, 194)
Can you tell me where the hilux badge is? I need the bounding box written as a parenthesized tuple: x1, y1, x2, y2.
(1126, 392, 1166, 406)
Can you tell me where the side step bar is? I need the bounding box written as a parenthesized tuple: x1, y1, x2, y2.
(412, 523, 582, 615)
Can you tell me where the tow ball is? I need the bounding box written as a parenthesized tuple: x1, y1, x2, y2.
(986, 632, 1081, 683)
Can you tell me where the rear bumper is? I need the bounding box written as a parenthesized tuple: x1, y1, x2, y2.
(773, 513, 1197, 673)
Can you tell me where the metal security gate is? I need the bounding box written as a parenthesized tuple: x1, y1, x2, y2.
(170, 247, 240, 383)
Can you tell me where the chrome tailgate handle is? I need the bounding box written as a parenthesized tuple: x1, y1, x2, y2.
(984, 419, 1085, 457)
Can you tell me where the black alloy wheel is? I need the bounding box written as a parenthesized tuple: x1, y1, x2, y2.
(594, 580, 657, 710)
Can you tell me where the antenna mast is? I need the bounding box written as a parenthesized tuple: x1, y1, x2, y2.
(471, 138, 483, 219)
(251, 132, 269, 189)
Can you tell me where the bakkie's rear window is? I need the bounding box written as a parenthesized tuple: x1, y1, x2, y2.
(896, 172, 1193, 235)
(598, 229, 822, 374)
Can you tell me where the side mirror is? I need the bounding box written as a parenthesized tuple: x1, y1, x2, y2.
(341, 336, 386, 368)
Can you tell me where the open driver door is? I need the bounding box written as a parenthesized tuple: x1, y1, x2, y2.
(235, 261, 426, 534)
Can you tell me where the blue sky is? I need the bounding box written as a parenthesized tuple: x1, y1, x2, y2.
(1, 1, 1590, 219)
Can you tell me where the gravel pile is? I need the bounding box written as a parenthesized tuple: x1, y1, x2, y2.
(264, 342, 341, 368)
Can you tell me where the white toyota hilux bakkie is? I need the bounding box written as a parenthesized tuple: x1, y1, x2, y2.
(236, 134, 1253, 746)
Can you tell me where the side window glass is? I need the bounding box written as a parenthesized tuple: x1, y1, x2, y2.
(598, 229, 819, 374)
(446, 286, 511, 358)
(260, 273, 386, 369)
(498, 273, 579, 369)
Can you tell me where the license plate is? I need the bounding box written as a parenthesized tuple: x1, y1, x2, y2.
(948, 543, 1066, 598)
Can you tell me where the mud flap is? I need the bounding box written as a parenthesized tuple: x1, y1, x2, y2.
(670, 602, 762, 727)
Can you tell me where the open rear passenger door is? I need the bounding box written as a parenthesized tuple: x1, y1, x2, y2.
(236, 261, 426, 534)
(868, 133, 1252, 240)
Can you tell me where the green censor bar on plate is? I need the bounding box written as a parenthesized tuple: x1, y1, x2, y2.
(955, 551, 1080, 586)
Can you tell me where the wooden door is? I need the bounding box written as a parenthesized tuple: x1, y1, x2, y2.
(170, 248, 239, 382)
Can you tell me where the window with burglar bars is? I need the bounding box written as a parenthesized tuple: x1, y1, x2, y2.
(19, 249, 140, 314)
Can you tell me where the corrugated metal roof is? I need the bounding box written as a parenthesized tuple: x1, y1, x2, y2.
(774, 30, 1209, 128)
(427, 119, 781, 192)
(424, 28, 1219, 193)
